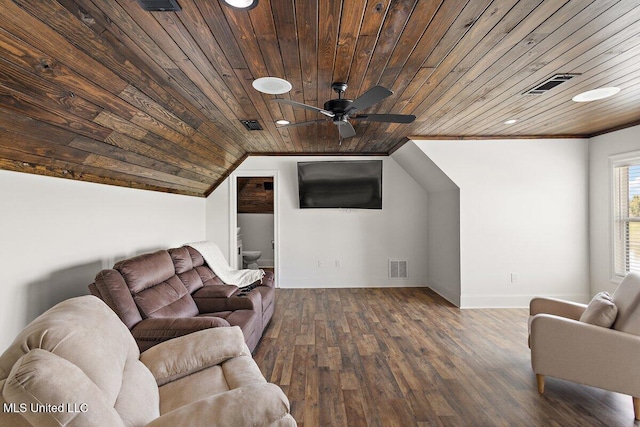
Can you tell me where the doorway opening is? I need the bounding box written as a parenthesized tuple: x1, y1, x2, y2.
(232, 174, 277, 282)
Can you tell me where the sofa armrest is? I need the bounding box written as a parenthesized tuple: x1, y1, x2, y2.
(140, 326, 248, 386)
(131, 317, 230, 351)
(193, 287, 260, 313)
(529, 297, 587, 320)
(145, 383, 295, 427)
(530, 314, 640, 397)
(193, 284, 239, 298)
(261, 270, 275, 288)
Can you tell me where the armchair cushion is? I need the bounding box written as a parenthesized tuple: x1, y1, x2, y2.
(579, 292, 618, 327)
(3, 349, 125, 427)
(612, 271, 640, 336)
(140, 326, 248, 386)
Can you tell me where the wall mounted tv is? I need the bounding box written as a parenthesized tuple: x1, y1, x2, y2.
(297, 160, 383, 209)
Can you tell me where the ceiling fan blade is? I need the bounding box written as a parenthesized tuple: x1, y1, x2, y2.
(347, 86, 393, 112)
(272, 99, 334, 117)
(276, 119, 327, 129)
(353, 113, 416, 123)
(335, 121, 356, 138)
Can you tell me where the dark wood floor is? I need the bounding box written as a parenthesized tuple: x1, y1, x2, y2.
(252, 288, 636, 427)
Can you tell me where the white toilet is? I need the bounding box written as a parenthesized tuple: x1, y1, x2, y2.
(242, 251, 261, 269)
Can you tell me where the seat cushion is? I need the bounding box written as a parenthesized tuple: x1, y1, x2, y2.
(158, 354, 266, 415)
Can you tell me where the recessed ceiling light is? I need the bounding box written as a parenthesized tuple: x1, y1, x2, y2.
(222, 0, 258, 10)
(252, 77, 292, 95)
(275, 119, 290, 125)
(504, 119, 518, 125)
(572, 87, 620, 102)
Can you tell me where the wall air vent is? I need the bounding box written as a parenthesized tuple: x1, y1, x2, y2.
(241, 120, 263, 131)
(524, 74, 581, 95)
(389, 260, 408, 279)
(137, 0, 181, 11)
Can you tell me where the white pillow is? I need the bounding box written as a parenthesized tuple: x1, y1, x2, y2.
(579, 291, 618, 327)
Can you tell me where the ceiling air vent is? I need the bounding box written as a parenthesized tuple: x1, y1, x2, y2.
(137, 0, 181, 11)
(241, 120, 263, 131)
(524, 74, 580, 95)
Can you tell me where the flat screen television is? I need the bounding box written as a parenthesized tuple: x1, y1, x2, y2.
(297, 160, 382, 209)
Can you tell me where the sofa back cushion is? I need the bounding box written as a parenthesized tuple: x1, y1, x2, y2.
(115, 250, 176, 294)
(171, 246, 226, 287)
(0, 296, 159, 426)
(94, 269, 143, 329)
(115, 250, 199, 319)
(612, 272, 640, 336)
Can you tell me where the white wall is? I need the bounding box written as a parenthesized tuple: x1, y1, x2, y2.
(0, 170, 206, 351)
(392, 142, 461, 306)
(206, 180, 230, 260)
(207, 156, 430, 288)
(414, 138, 590, 307)
(427, 189, 461, 306)
(590, 125, 640, 294)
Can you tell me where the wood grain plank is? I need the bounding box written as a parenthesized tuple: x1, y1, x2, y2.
(253, 288, 638, 426)
(422, 0, 607, 135)
(68, 135, 215, 184)
(461, 2, 640, 135)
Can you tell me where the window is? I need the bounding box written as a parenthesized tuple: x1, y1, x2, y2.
(613, 162, 640, 276)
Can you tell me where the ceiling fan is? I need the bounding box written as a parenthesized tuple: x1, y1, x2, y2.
(273, 82, 416, 139)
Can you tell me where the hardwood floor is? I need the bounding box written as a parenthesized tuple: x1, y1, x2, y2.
(252, 288, 636, 426)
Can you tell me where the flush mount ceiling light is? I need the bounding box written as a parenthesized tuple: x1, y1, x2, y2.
(222, 0, 258, 9)
(252, 77, 292, 94)
(572, 87, 620, 102)
(504, 119, 518, 125)
(275, 119, 290, 125)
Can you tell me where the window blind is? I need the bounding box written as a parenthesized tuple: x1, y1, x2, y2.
(613, 164, 640, 275)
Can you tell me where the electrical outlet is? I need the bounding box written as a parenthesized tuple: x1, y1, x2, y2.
(318, 260, 324, 268)
(335, 260, 341, 268)
(511, 273, 518, 284)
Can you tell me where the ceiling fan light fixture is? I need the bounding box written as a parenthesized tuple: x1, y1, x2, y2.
(222, 0, 258, 10)
(572, 87, 620, 102)
(275, 119, 290, 125)
(252, 77, 292, 94)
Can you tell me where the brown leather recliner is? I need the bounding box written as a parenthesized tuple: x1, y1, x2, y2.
(89, 245, 275, 352)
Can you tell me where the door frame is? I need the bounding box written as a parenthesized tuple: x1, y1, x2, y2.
(229, 170, 279, 287)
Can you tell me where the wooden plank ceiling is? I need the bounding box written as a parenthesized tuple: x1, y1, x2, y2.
(0, 0, 639, 196)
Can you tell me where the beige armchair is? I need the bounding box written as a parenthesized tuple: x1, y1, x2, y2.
(529, 272, 640, 420)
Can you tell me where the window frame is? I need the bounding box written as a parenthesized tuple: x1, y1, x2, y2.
(610, 150, 640, 281)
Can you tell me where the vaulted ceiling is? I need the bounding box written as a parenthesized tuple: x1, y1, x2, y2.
(1, 0, 639, 196)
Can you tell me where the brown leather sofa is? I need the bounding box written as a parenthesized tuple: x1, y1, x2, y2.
(89, 245, 275, 352)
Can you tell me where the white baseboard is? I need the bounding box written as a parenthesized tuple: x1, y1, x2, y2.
(460, 293, 590, 309)
(279, 277, 427, 289)
(257, 259, 274, 268)
(427, 278, 460, 307)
